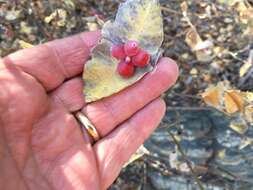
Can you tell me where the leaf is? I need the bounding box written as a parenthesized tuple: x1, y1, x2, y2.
(241, 92, 253, 102)
(240, 61, 252, 77)
(245, 105, 253, 123)
(202, 86, 221, 109)
(217, 0, 239, 6)
(63, 0, 75, 10)
(239, 137, 253, 149)
(185, 28, 203, 51)
(180, 1, 188, 17)
(234, 1, 253, 35)
(202, 82, 253, 128)
(84, 0, 163, 103)
(102, 0, 163, 57)
(224, 90, 244, 114)
(123, 145, 150, 168)
(229, 119, 248, 135)
(18, 40, 34, 49)
(84, 41, 153, 102)
(44, 9, 67, 27)
(217, 149, 226, 159)
(185, 28, 213, 62)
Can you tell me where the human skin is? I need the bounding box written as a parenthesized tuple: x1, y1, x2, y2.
(0, 31, 178, 190)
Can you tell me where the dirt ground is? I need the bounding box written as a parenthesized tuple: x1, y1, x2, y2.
(1, 0, 253, 189)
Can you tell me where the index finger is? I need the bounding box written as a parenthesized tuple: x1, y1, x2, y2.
(2, 31, 101, 91)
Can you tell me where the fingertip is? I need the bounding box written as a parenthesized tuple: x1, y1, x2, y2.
(79, 30, 101, 49)
(157, 57, 179, 86)
(157, 98, 166, 117)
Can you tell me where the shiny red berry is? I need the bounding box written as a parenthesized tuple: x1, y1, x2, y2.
(132, 50, 151, 68)
(117, 61, 135, 78)
(111, 44, 126, 60)
(124, 41, 140, 56)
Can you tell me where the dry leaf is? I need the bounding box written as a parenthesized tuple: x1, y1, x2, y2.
(180, 1, 188, 17)
(18, 40, 34, 49)
(240, 49, 253, 77)
(20, 21, 32, 35)
(102, 0, 163, 56)
(190, 68, 198, 75)
(185, 28, 203, 50)
(63, 0, 75, 10)
(182, 1, 213, 62)
(242, 92, 253, 102)
(44, 9, 67, 27)
(224, 90, 244, 114)
(84, 0, 163, 103)
(123, 145, 150, 168)
(202, 82, 253, 129)
(5, 9, 21, 21)
(217, 149, 226, 160)
(229, 119, 248, 135)
(202, 86, 221, 109)
(84, 41, 153, 102)
(218, 0, 239, 6)
(240, 62, 252, 77)
(185, 27, 213, 62)
(245, 105, 253, 123)
(202, 82, 251, 115)
(234, 1, 253, 35)
(239, 137, 253, 149)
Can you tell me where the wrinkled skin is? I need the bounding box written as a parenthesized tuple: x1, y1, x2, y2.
(0, 31, 178, 190)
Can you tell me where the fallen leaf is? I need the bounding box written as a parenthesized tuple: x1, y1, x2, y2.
(242, 92, 253, 103)
(217, 149, 226, 159)
(18, 40, 34, 49)
(87, 22, 99, 31)
(84, 0, 163, 103)
(63, 0, 75, 10)
(202, 82, 253, 129)
(239, 137, 253, 149)
(20, 22, 32, 35)
(5, 9, 21, 21)
(224, 90, 244, 114)
(218, 0, 239, 6)
(185, 28, 203, 51)
(123, 145, 150, 167)
(202, 86, 221, 109)
(245, 105, 253, 123)
(44, 9, 67, 27)
(229, 119, 248, 134)
(180, 1, 188, 17)
(234, 1, 253, 35)
(240, 61, 252, 77)
(185, 27, 213, 62)
(190, 68, 198, 75)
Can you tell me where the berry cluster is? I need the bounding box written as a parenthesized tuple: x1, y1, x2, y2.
(111, 41, 151, 78)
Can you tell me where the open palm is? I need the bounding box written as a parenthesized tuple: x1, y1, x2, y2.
(0, 31, 178, 190)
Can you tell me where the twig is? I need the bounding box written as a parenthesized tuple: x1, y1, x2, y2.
(209, 165, 238, 180)
(166, 107, 214, 111)
(161, 6, 181, 15)
(239, 49, 253, 87)
(170, 92, 202, 100)
(168, 132, 205, 190)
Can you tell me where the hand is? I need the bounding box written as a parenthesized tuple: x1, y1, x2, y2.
(0, 31, 178, 190)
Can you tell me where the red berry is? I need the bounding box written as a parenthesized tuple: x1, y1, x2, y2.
(111, 44, 126, 60)
(117, 61, 135, 78)
(132, 50, 151, 68)
(124, 41, 140, 56)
